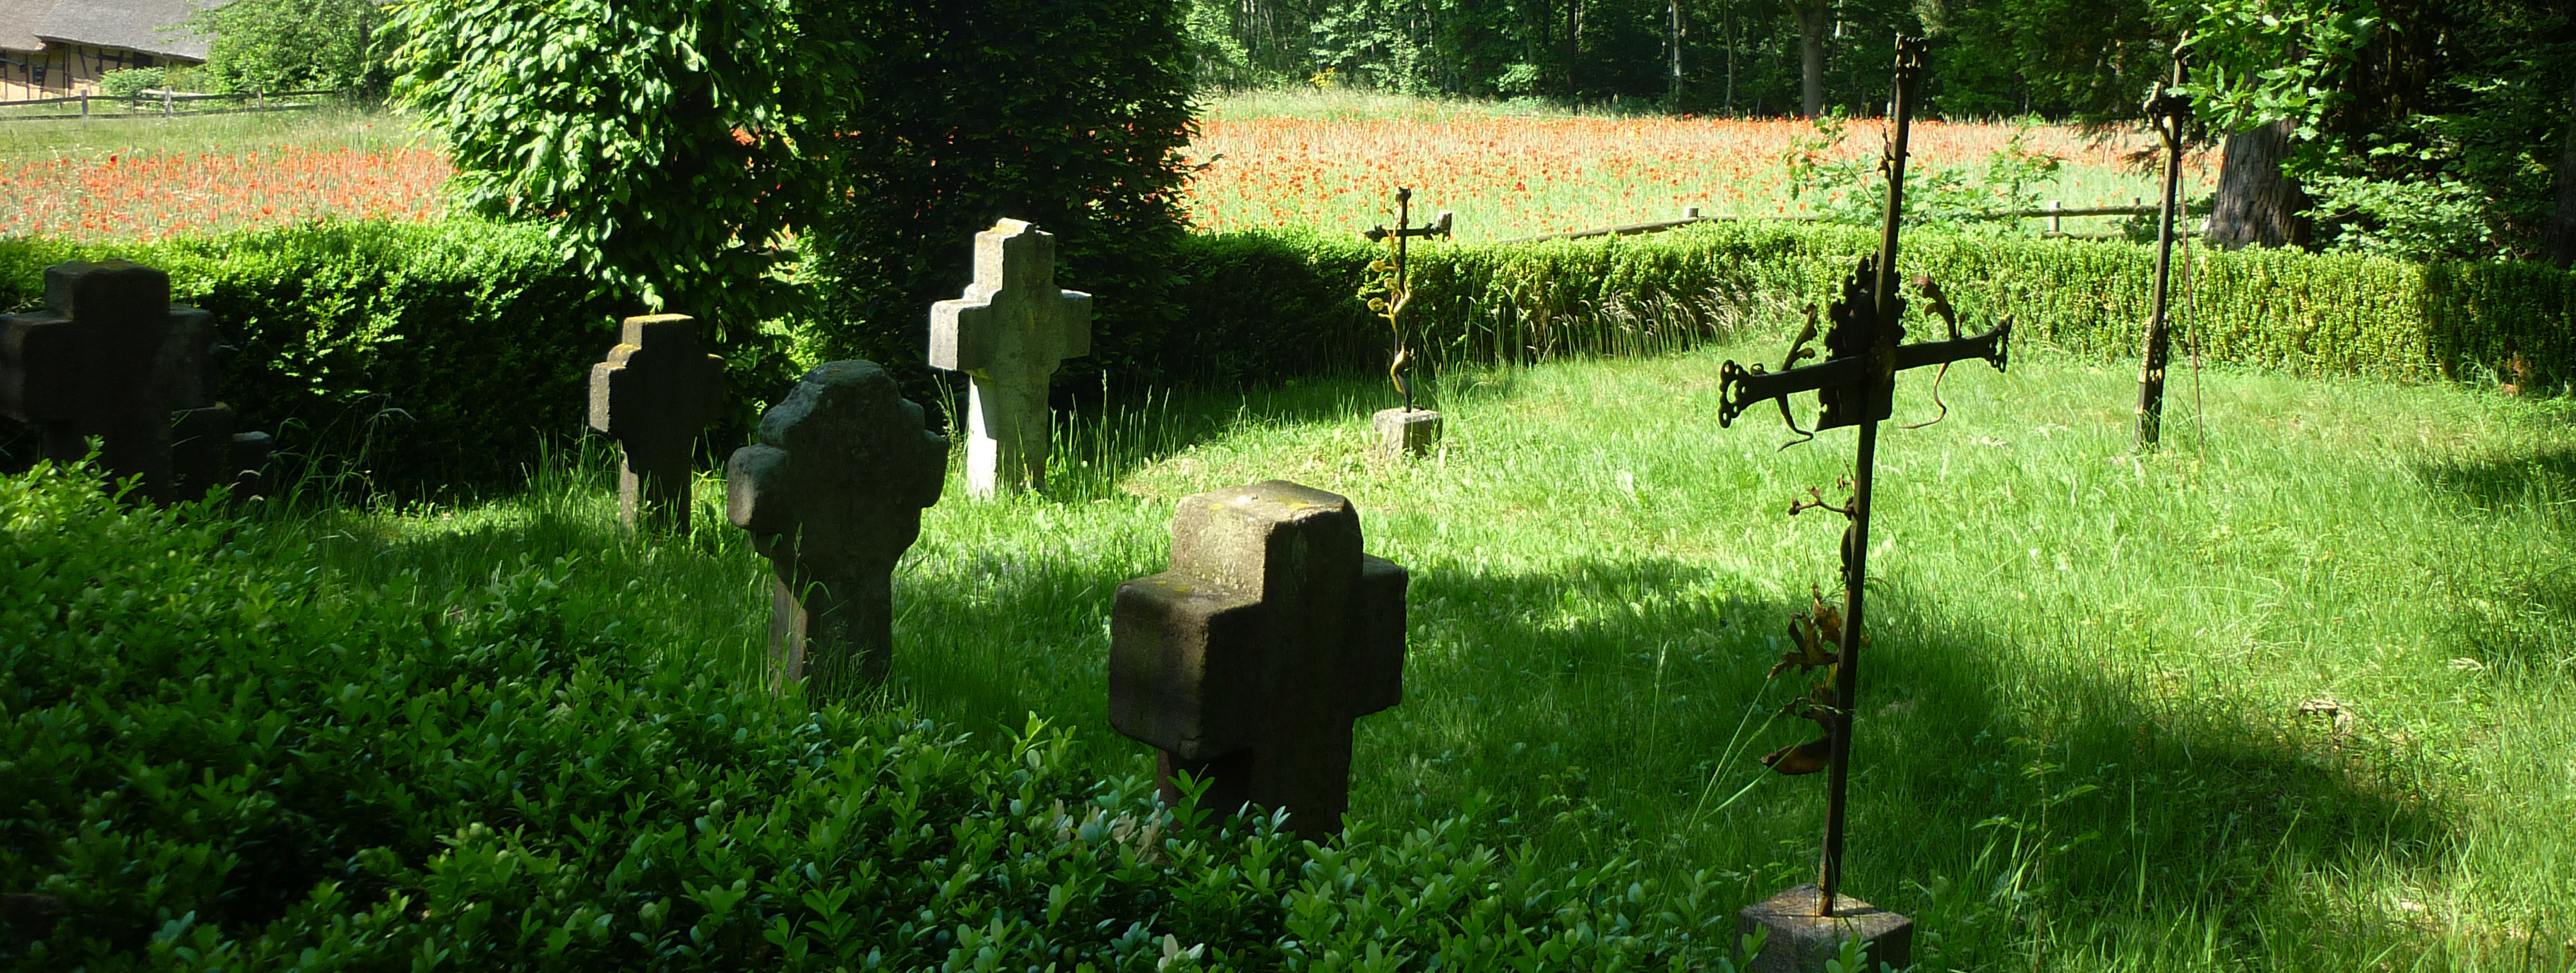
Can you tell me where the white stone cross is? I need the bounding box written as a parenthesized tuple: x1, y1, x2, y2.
(929, 219, 1091, 497)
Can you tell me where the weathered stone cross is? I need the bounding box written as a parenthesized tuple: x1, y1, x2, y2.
(929, 219, 1092, 497)
(1109, 480, 1409, 840)
(727, 360, 948, 697)
(1, 260, 223, 503)
(589, 314, 724, 532)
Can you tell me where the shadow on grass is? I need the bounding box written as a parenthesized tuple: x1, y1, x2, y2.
(2416, 448, 2576, 676)
(2416, 447, 2576, 527)
(1368, 552, 2457, 967)
(1044, 367, 1450, 500)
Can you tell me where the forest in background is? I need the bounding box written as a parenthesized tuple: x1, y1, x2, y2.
(1180, 0, 2576, 261)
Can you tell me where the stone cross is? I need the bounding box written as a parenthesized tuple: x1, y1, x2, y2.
(727, 360, 947, 697)
(1, 260, 221, 503)
(590, 314, 724, 532)
(1109, 480, 1408, 840)
(929, 219, 1091, 498)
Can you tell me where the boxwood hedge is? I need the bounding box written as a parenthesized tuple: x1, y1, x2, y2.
(7, 219, 2568, 499)
(0, 462, 1751, 972)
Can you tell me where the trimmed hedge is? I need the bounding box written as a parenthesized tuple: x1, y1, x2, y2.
(0, 220, 632, 496)
(8, 219, 2570, 499)
(0, 462, 1748, 971)
(1260, 220, 2576, 387)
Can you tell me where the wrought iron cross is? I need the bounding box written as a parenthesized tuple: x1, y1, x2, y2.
(1362, 189, 1451, 411)
(1715, 35, 2011, 917)
(2135, 49, 2191, 450)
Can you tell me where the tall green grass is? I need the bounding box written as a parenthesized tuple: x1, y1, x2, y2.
(273, 343, 2575, 972)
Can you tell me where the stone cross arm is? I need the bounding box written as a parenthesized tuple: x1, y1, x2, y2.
(589, 314, 724, 441)
(928, 219, 1093, 375)
(1109, 547, 1407, 760)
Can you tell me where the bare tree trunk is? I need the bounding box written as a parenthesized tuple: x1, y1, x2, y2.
(1567, 0, 1579, 99)
(2204, 119, 2312, 250)
(1669, 0, 1683, 105)
(1793, 0, 1825, 117)
(1725, 9, 1736, 112)
(2549, 77, 2576, 268)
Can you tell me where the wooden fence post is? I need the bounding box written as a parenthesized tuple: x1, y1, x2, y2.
(2046, 200, 2062, 234)
(161, 89, 171, 117)
(78, 92, 87, 118)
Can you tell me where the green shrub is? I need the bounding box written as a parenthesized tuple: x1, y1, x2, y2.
(1193, 220, 2576, 390)
(0, 462, 1749, 971)
(0, 220, 798, 499)
(94, 68, 165, 99)
(8, 217, 2565, 503)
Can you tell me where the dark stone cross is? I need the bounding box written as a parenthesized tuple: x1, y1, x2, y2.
(589, 314, 725, 532)
(727, 360, 947, 697)
(1712, 36, 2008, 967)
(0, 260, 235, 503)
(1108, 480, 1408, 841)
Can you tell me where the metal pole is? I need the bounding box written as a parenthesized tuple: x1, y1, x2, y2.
(2135, 55, 2188, 450)
(1819, 32, 1921, 919)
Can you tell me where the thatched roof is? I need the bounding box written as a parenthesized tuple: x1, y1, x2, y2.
(0, 0, 54, 52)
(1, 0, 214, 61)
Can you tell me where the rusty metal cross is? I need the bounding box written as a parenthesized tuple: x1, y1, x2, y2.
(1714, 35, 2011, 919)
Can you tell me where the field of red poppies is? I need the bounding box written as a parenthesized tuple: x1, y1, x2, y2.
(0, 96, 2213, 243)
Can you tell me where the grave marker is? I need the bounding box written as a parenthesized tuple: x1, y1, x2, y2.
(590, 314, 725, 531)
(929, 219, 1091, 497)
(1713, 37, 2008, 966)
(0, 260, 230, 503)
(727, 360, 947, 696)
(1108, 480, 1408, 840)
(1361, 189, 1451, 459)
(168, 338, 275, 503)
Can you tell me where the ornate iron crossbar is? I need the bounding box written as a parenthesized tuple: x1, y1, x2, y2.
(1713, 35, 2012, 918)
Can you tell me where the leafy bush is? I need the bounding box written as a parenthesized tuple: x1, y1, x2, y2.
(94, 68, 164, 99)
(188, 0, 390, 95)
(0, 462, 1751, 971)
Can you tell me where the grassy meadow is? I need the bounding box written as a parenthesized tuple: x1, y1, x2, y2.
(251, 333, 2576, 972)
(0, 90, 2195, 244)
(0, 103, 443, 240)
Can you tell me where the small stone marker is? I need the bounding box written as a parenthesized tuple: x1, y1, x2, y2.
(1737, 884, 1912, 973)
(929, 219, 1092, 498)
(1371, 406, 1441, 459)
(170, 405, 275, 502)
(0, 260, 227, 503)
(589, 314, 725, 532)
(1109, 480, 1407, 840)
(727, 360, 947, 696)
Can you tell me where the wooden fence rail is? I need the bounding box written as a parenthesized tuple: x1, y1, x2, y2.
(0, 89, 345, 122)
(1489, 199, 2212, 246)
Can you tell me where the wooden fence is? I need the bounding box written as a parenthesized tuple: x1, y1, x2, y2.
(1489, 199, 2212, 245)
(0, 88, 346, 122)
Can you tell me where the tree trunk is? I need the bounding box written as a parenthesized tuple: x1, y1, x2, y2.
(1668, 0, 1683, 105)
(2548, 77, 2576, 268)
(1792, 0, 1825, 117)
(2204, 119, 2312, 250)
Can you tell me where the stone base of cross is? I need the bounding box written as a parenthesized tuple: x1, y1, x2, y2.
(727, 360, 947, 696)
(590, 314, 725, 532)
(172, 405, 275, 502)
(0, 260, 260, 504)
(1736, 885, 1913, 972)
(1371, 407, 1441, 459)
(930, 219, 1092, 498)
(1109, 480, 1408, 840)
